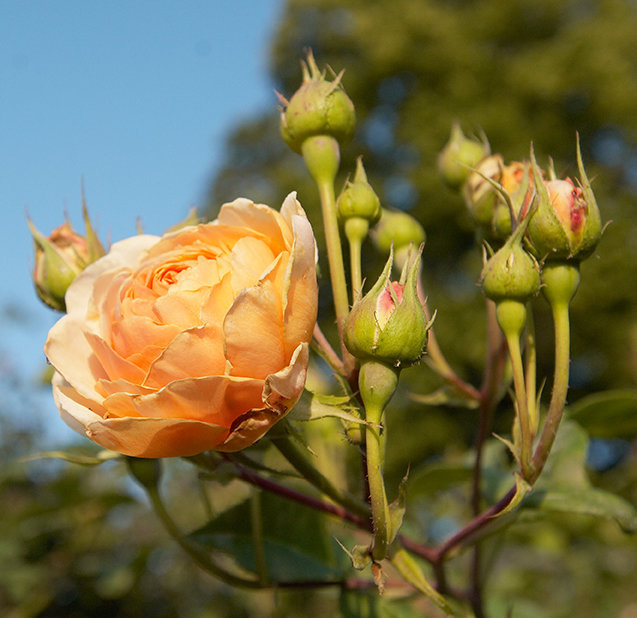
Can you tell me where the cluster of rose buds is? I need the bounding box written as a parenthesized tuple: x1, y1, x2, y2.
(439, 127, 602, 296)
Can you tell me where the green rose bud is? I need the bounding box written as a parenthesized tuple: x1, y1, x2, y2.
(438, 123, 490, 190)
(481, 230, 541, 304)
(279, 51, 356, 154)
(337, 156, 381, 224)
(344, 247, 433, 367)
(526, 138, 602, 262)
(370, 209, 426, 271)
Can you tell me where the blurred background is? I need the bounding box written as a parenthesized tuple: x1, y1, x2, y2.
(3, 1, 637, 616)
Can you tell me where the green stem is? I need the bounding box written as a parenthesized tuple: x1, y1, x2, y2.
(271, 427, 369, 520)
(358, 361, 399, 561)
(250, 490, 268, 585)
(365, 400, 391, 561)
(525, 309, 538, 437)
(504, 326, 532, 478)
(147, 486, 260, 589)
(344, 217, 368, 302)
(301, 135, 351, 361)
(530, 262, 580, 482)
(496, 300, 533, 478)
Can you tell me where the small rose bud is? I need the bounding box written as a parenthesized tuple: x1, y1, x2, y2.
(464, 154, 504, 227)
(29, 220, 89, 311)
(526, 139, 602, 262)
(465, 155, 536, 241)
(370, 209, 426, 271)
(279, 51, 356, 154)
(337, 157, 381, 225)
(344, 247, 432, 367)
(28, 199, 105, 312)
(481, 229, 540, 304)
(438, 123, 490, 189)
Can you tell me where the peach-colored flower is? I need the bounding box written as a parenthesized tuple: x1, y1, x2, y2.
(45, 193, 318, 458)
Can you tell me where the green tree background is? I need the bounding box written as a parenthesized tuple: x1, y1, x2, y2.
(4, 1, 637, 616)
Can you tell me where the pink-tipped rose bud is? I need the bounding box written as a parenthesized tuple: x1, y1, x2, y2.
(526, 139, 602, 262)
(29, 195, 106, 312)
(29, 219, 92, 312)
(438, 123, 490, 190)
(280, 51, 356, 154)
(344, 247, 432, 367)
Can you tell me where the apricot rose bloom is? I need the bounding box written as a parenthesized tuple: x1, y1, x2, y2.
(45, 193, 318, 458)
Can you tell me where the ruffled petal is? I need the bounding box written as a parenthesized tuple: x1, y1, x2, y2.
(217, 198, 292, 252)
(102, 374, 264, 426)
(216, 408, 280, 452)
(45, 315, 108, 401)
(223, 281, 285, 379)
(143, 324, 226, 389)
(86, 416, 229, 458)
(263, 342, 309, 413)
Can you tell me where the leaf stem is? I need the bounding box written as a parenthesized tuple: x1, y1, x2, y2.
(271, 428, 370, 520)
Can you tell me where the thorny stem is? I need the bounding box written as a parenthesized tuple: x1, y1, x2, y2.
(218, 453, 371, 530)
(312, 322, 345, 374)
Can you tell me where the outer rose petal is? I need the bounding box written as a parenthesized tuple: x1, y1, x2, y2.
(218, 343, 310, 452)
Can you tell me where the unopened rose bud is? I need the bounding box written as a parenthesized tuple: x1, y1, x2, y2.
(465, 155, 536, 241)
(464, 154, 504, 228)
(338, 157, 381, 225)
(438, 123, 490, 189)
(280, 51, 355, 154)
(371, 209, 426, 270)
(29, 199, 105, 312)
(481, 230, 540, 304)
(344, 247, 432, 367)
(29, 220, 88, 311)
(526, 139, 602, 262)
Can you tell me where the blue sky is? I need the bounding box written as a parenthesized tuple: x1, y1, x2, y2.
(1, 1, 282, 444)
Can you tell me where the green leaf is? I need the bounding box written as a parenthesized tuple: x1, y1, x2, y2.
(388, 472, 409, 544)
(189, 490, 344, 581)
(523, 487, 637, 532)
(287, 389, 366, 425)
(492, 473, 531, 519)
(390, 548, 455, 615)
(21, 449, 120, 466)
(409, 384, 479, 409)
(519, 420, 637, 531)
(567, 389, 637, 440)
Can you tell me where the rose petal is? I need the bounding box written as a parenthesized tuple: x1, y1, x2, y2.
(280, 210, 318, 359)
(86, 416, 229, 458)
(216, 408, 280, 452)
(223, 281, 285, 379)
(230, 236, 276, 294)
(84, 331, 147, 384)
(263, 342, 309, 413)
(217, 199, 292, 252)
(102, 374, 264, 426)
(66, 235, 159, 317)
(143, 324, 226, 389)
(45, 315, 109, 401)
